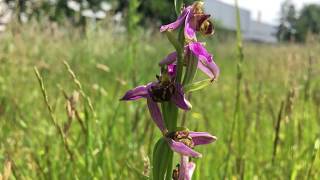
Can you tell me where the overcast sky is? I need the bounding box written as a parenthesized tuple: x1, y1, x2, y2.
(217, 0, 320, 25)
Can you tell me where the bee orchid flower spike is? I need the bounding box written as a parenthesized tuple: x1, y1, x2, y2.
(120, 1, 220, 179)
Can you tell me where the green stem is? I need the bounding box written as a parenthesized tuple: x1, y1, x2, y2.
(167, 103, 179, 131)
(165, 30, 184, 84)
(182, 53, 197, 86)
(223, 0, 244, 178)
(174, 0, 184, 15)
(164, 6, 186, 179)
(176, 27, 185, 84)
(234, 0, 245, 161)
(153, 2, 185, 179)
(161, 102, 169, 128)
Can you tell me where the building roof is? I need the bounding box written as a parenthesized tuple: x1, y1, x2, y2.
(204, 0, 277, 43)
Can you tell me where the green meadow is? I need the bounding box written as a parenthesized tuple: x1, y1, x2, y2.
(0, 24, 319, 179)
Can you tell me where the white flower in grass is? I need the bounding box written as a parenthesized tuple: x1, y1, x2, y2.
(101, 2, 112, 12)
(81, 0, 89, 9)
(67, 0, 80, 12)
(0, 24, 6, 32)
(113, 12, 122, 22)
(20, 12, 28, 23)
(95, 10, 106, 19)
(81, 9, 106, 20)
(81, 9, 94, 18)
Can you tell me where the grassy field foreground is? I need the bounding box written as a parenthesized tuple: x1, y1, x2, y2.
(0, 25, 320, 179)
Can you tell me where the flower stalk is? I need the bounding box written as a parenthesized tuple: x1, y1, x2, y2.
(121, 1, 220, 179)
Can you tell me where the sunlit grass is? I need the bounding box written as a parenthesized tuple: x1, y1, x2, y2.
(0, 24, 319, 179)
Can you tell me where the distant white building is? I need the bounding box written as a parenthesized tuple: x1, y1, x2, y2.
(0, 1, 12, 32)
(204, 0, 277, 43)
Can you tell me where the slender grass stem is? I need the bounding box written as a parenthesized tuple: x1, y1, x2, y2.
(34, 67, 74, 160)
(63, 61, 96, 117)
(223, 0, 245, 178)
(272, 100, 285, 164)
(307, 138, 320, 178)
(60, 89, 87, 135)
(62, 61, 95, 176)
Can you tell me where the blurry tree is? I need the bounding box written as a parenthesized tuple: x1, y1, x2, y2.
(127, 0, 140, 35)
(17, 0, 26, 22)
(1, 0, 203, 33)
(52, 0, 70, 22)
(277, 1, 320, 43)
(277, 0, 297, 42)
(116, 0, 194, 25)
(295, 4, 320, 42)
(126, 0, 141, 85)
(3, 0, 114, 23)
(87, 0, 101, 9)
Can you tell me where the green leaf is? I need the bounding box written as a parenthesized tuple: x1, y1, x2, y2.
(164, 151, 173, 180)
(153, 138, 171, 180)
(184, 79, 213, 93)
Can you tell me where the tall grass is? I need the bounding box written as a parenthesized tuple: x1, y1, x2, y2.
(0, 23, 319, 179)
(223, 0, 245, 178)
